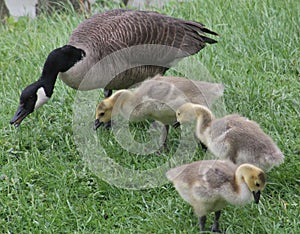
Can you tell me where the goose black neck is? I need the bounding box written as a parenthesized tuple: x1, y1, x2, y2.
(39, 45, 86, 97)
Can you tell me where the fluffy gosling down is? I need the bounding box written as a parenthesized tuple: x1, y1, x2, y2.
(166, 160, 266, 233)
(176, 103, 284, 172)
(94, 75, 223, 150)
(95, 75, 224, 128)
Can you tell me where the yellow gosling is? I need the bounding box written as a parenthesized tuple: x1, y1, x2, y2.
(166, 160, 266, 233)
(94, 76, 224, 152)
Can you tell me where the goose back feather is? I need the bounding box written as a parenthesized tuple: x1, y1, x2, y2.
(62, 9, 218, 90)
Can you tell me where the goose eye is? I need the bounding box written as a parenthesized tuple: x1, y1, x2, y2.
(25, 95, 34, 102)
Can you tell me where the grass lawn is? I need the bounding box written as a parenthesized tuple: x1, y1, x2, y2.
(0, 0, 299, 233)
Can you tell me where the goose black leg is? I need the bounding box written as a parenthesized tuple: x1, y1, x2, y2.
(104, 89, 113, 98)
(199, 216, 206, 233)
(103, 89, 113, 129)
(211, 210, 222, 233)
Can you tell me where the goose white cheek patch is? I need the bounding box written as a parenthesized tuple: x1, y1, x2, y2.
(35, 87, 50, 109)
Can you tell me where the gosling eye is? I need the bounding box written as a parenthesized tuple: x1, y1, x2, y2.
(99, 112, 105, 117)
(177, 112, 181, 116)
(255, 182, 260, 187)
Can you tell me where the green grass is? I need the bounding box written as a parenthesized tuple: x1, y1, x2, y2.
(0, 0, 299, 233)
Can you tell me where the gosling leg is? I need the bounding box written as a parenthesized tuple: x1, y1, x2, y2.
(211, 210, 222, 233)
(157, 124, 169, 154)
(161, 124, 169, 152)
(149, 122, 169, 154)
(199, 216, 206, 233)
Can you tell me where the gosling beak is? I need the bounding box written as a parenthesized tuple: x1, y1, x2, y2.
(94, 119, 103, 130)
(173, 121, 181, 128)
(10, 105, 31, 127)
(253, 191, 261, 204)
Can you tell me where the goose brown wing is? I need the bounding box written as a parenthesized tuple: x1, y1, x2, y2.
(68, 9, 217, 90)
(69, 9, 217, 60)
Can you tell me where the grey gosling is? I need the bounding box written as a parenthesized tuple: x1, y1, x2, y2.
(176, 103, 284, 171)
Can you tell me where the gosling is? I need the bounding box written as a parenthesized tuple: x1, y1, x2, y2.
(166, 160, 266, 233)
(94, 76, 224, 151)
(176, 103, 284, 172)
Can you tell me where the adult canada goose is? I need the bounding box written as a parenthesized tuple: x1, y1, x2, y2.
(10, 9, 218, 127)
(94, 75, 224, 151)
(176, 103, 284, 171)
(166, 160, 266, 233)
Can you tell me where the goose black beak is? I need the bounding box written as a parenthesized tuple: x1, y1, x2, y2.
(253, 191, 261, 204)
(173, 121, 181, 129)
(10, 105, 31, 127)
(94, 119, 103, 130)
